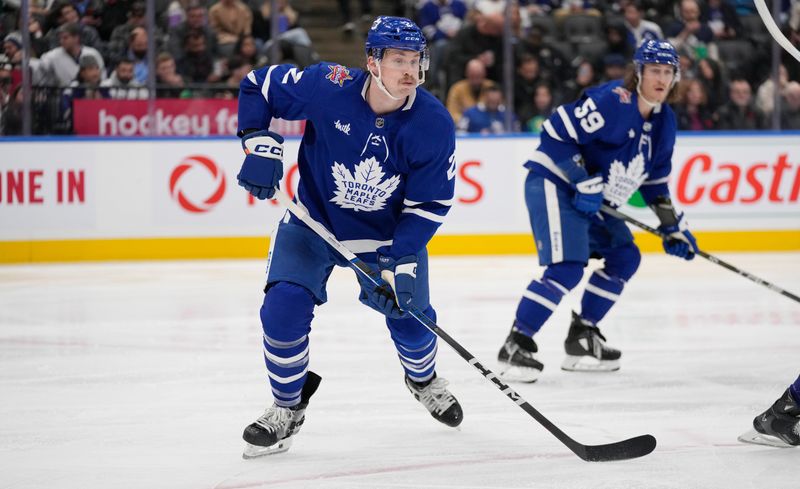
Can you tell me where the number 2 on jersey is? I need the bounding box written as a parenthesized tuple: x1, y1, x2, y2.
(573, 97, 605, 133)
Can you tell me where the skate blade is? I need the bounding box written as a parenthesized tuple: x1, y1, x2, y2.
(561, 355, 620, 372)
(242, 438, 293, 459)
(498, 364, 541, 383)
(737, 429, 795, 448)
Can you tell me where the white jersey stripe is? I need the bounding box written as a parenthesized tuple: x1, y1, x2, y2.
(262, 65, 278, 103)
(641, 176, 669, 185)
(529, 151, 571, 183)
(544, 180, 564, 263)
(557, 106, 578, 142)
(542, 119, 564, 142)
(402, 207, 446, 223)
(339, 239, 393, 254)
(403, 198, 454, 207)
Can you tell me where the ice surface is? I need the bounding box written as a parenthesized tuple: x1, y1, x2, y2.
(0, 253, 797, 489)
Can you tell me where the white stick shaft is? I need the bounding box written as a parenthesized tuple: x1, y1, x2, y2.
(273, 189, 358, 262)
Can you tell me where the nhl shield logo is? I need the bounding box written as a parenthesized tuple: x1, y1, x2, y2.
(612, 86, 632, 104)
(326, 65, 353, 87)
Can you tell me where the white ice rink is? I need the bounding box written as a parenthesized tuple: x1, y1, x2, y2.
(1, 252, 798, 489)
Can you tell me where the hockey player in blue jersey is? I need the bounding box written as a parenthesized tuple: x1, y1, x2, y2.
(235, 16, 462, 457)
(497, 39, 699, 383)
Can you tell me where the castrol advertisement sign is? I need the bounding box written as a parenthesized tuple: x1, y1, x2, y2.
(0, 134, 798, 243)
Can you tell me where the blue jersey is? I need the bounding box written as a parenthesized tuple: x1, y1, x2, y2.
(526, 80, 677, 207)
(238, 63, 457, 259)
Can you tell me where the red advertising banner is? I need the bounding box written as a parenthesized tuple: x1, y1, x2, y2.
(72, 99, 305, 137)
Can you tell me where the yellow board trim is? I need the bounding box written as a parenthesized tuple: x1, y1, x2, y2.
(1, 230, 799, 263)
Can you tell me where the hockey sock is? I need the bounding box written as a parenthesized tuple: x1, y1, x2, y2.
(582, 244, 640, 324)
(515, 262, 583, 336)
(791, 375, 800, 404)
(260, 282, 315, 407)
(580, 270, 625, 324)
(389, 305, 438, 383)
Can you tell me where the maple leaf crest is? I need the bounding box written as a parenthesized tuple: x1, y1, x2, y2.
(330, 157, 401, 212)
(603, 152, 648, 207)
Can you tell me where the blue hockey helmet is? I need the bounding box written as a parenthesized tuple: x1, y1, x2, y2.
(365, 16, 428, 60)
(633, 39, 680, 84)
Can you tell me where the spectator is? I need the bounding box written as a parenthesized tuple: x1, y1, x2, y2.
(513, 53, 548, 118)
(605, 20, 634, 59)
(666, 0, 718, 62)
(553, 0, 602, 26)
(517, 25, 570, 82)
(0, 57, 13, 133)
(155, 52, 186, 98)
(696, 57, 726, 111)
(208, 0, 253, 57)
(125, 27, 150, 84)
(178, 30, 218, 83)
(445, 58, 495, 123)
(457, 84, 518, 134)
(780, 81, 800, 129)
(219, 55, 253, 98)
(43, 1, 104, 55)
(622, 0, 663, 48)
(257, 0, 317, 68)
(101, 58, 148, 99)
(65, 54, 107, 100)
(600, 53, 626, 83)
(98, 0, 135, 41)
(417, 0, 468, 93)
(755, 63, 789, 118)
(522, 82, 555, 133)
(1, 85, 23, 135)
(37, 22, 104, 87)
(675, 78, 716, 130)
(108, 2, 165, 66)
(706, 0, 743, 41)
(168, 2, 218, 62)
(234, 34, 266, 68)
(715, 78, 764, 129)
(561, 58, 596, 103)
(444, 10, 505, 90)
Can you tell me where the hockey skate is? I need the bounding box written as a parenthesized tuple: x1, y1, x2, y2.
(738, 388, 800, 448)
(497, 328, 544, 383)
(242, 371, 322, 459)
(561, 312, 621, 372)
(405, 375, 463, 428)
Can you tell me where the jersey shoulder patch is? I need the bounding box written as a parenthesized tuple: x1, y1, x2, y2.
(324, 64, 355, 87)
(611, 86, 633, 104)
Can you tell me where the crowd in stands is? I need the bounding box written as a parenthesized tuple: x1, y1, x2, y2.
(1, 0, 800, 135)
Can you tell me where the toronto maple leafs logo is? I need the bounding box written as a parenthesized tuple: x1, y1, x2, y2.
(603, 153, 648, 207)
(325, 65, 353, 87)
(330, 158, 400, 212)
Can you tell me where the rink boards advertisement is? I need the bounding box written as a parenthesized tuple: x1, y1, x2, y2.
(1, 134, 799, 262)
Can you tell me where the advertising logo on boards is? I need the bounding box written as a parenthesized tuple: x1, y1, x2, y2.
(169, 155, 226, 213)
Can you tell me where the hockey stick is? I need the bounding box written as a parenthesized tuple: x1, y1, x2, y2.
(601, 205, 800, 304)
(273, 189, 656, 462)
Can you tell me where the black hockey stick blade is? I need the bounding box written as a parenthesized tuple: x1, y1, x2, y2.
(571, 434, 657, 462)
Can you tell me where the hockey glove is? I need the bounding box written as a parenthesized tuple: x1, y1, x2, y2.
(238, 130, 284, 200)
(377, 254, 417, 312)
(571, 174, 604, 216)
(658, 212, 698, 260)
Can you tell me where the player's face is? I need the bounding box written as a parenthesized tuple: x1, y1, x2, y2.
(640, 64, 675, 103)
(374, 49, 420, 97)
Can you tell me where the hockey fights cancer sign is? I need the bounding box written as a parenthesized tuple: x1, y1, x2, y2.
(72, 99, 305, 137)
(0, 135, 798, 245)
